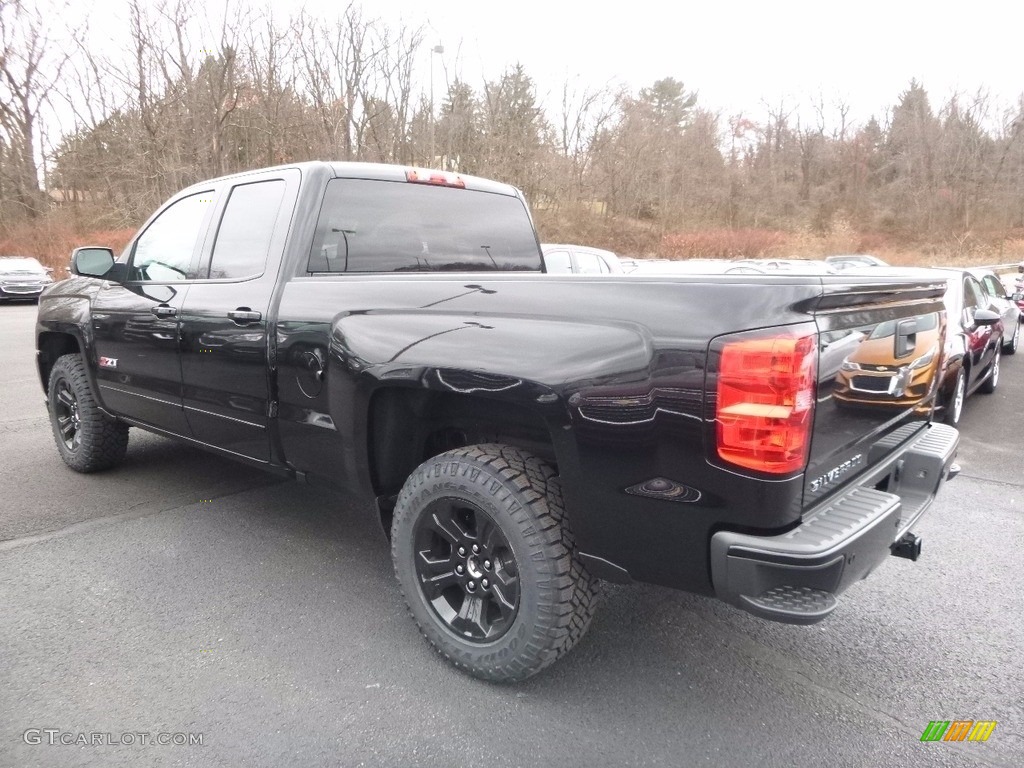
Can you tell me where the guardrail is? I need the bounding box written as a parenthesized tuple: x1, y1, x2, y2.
(982, 263, 1024, 295)
(983, 262, 1023, 275)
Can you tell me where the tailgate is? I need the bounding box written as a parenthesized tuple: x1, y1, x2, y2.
(804, 276, 949, 508)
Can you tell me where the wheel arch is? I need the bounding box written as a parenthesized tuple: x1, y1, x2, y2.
(388, 441, 600, 682)
(37, 331, 85, 395)
(367, 386, 560, 536)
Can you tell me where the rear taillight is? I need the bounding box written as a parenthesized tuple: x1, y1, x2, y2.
(715, 332, 817, 474)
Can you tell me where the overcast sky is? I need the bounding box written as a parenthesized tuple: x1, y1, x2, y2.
(308, 0, 1024, 127)
(66, 0, 1024, 132)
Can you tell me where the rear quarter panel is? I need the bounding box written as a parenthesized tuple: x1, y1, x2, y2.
(274, 274, 826, 591)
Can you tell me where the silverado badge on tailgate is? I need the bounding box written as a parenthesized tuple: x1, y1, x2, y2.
(808, 453, 865, 494)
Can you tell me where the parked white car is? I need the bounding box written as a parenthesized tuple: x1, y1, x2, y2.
(825, 254, 889, 269)
(541, 244, 624, 274)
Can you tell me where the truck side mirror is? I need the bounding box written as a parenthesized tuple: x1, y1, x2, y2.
(70, 247, 115, 278)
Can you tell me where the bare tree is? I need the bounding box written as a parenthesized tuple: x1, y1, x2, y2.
(479, 64, 550, 201)
(294, 4, 378, 161)
(367, 20, 421, 163)
(0, 0, 69, 218)
(11, 0, 1024, 263)
(243, 9, 298, 166)
(555, 80, 613, 203)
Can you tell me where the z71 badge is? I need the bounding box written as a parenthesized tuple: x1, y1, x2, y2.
(98, 356, 118, 369)
(809, 453, 865, 493)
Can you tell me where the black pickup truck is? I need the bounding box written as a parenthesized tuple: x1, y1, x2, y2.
(37, 162, 961, 682)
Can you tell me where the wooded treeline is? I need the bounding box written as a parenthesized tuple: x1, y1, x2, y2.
(3, 0, 1024, 258)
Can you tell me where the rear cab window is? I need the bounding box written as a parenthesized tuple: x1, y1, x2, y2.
(307, 179, 542, 273)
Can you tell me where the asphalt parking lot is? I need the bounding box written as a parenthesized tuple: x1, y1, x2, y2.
(1, 301, 1021, 767)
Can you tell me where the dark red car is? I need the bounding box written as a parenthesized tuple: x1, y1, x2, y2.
(933, 270, 1004, 426)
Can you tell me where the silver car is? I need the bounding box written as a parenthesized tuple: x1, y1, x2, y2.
(0, 256, 54, 302)
(969, 268, 1020, 354)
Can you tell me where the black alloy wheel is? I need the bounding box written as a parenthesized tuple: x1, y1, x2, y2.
(413, 499, 519, 642)
(53, 377, 82, 451)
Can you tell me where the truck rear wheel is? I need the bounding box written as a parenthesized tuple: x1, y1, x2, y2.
(391, 444, 599, 682)
(47, 354, 129, 472)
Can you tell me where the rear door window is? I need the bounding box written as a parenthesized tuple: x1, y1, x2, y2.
(207, 180, 287, 280)
(544, 250, 572, 273)
(573, 252, 603, 275)
(308, 179, 542, 273)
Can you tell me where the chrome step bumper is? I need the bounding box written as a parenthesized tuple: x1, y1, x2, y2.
(710, 423, 959, 624)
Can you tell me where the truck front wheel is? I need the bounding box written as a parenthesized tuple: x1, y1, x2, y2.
(391, 444, 599, 682)
(47, 354, 129, 472)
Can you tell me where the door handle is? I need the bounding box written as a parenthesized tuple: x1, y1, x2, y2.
(227, 308, 262, 324)
(151, 304, 176, 318)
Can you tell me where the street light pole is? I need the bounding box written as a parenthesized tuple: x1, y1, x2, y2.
(429, 44, 444, 168)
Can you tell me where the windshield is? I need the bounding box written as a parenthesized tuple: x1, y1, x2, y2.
(867, 313, 939, 340)
(308, 178, 542, 273)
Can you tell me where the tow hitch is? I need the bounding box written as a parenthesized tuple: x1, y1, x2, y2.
(891, 532, 922, 561)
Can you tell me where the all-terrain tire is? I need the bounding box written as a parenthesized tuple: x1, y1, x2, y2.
(47, 353, 129, 472)
(391, 444, 599, 682)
